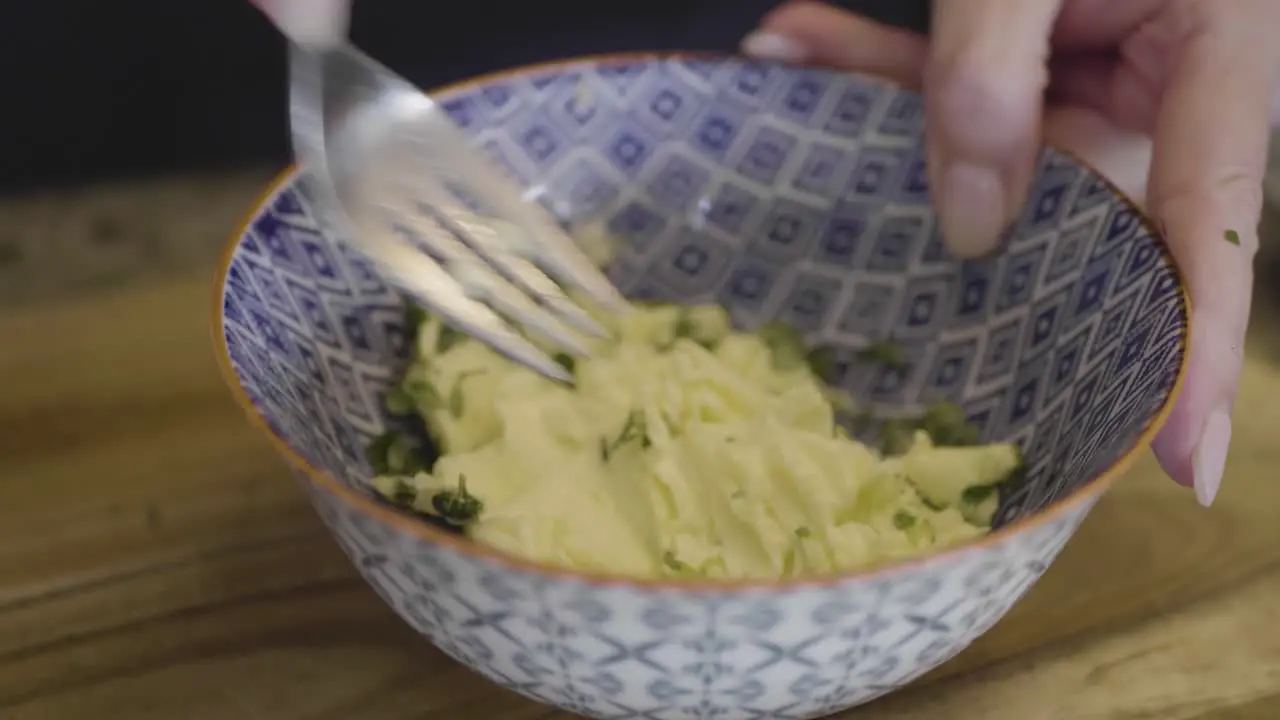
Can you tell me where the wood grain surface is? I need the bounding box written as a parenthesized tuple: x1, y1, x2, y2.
(2, 274, 1279, 720)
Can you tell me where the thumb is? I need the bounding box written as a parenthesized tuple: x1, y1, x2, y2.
(925, 0, 1063, 257)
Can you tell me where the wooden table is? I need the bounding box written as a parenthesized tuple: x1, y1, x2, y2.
(2, 274, 1280, 720)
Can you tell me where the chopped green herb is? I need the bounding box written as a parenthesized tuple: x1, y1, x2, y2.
(431, 475, 484, 525)
(757, 321, 807, 371)
(607, 409, 651, 455)
(404, 304, 430, 338)
(445, 370, 486, 419)
(1224, 228, 1241, 246)
(805, 345, 837, 380)
(365, 431, 399, 475)
(757, 320, 804, 345)
(599, 436, 611, 461)
(672, 312, 695, 341)
(856, 340, 906, 369)
(893, 511, 916, 530)
(406, 378, 444, 409)
(670, 310, 718, 351)
(618, 411, 643, 445)
(553, 352, 576, 375)
(880, 417, 917, 456)
(447, 384, 465, 418)
(389, 477, 418, 507)
(849, 409, 876, 436)
(961, 484, 998, 505)
(670, 306, 732, 350)
(730, 489, 746, 500)
(662, 551, 689, 572)
(922, 497, 946, 512)
(436, 324, 466, 354)
(872, 401, 982, 455)
(918, 402, 980, 447)
(794, 526, 812, 539)
(385, 433, 425, 475)
(383, 386, 415, 415)
(366, 431, 424, 475)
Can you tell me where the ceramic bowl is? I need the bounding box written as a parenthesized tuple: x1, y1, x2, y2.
(215, 55, 1189, 719)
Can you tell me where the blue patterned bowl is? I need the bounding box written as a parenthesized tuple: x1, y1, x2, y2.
(215, 55, 1189, 718)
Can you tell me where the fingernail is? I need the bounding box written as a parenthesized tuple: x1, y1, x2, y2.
(1193, 407, 1232, 507)
(939, 163, 1006, 256)
(740, 31, 807, 63)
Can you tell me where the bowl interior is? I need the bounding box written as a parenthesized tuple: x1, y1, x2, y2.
(219, 56, 1187, 539)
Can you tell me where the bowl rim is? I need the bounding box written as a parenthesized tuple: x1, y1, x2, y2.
(212, 51, 1192, 591)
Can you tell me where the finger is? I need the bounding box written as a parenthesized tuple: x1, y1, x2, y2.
(742, 0, 927, 86)
(1145, 2, 1276, 507)
(1052, 0, 1163, 50)
(1047, 53, 1162, 134)
(925, 0, 1064, 257)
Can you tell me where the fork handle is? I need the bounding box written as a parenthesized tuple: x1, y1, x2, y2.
(253, 0, 351, 49)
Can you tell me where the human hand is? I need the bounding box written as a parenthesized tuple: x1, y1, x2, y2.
(742, 0, 1280, 507)
(250, 0, 350, 47)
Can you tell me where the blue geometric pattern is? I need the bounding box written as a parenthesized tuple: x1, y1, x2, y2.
(217, 57, 1187, 719)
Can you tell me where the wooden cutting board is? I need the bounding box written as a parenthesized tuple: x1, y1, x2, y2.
(1, 274, 1278, 720)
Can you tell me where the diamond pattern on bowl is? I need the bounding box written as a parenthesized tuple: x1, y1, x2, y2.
(216, 56, 1187, 719)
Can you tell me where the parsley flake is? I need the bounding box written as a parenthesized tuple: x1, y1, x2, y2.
(961, 485, 998, 505)
(383, 386, 415, 415)
(553, 352, 576, 375)
(436, 325, 466, 354)
(431, 475, 484, 525)
(662, 551, 690, 573)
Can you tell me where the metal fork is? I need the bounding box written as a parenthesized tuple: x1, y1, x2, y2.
(283, 21, 626, 382)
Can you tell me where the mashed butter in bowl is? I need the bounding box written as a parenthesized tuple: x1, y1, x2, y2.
(368, 301, 1023, 581)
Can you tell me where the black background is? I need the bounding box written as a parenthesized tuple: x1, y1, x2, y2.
(0, 0, 928, 193)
